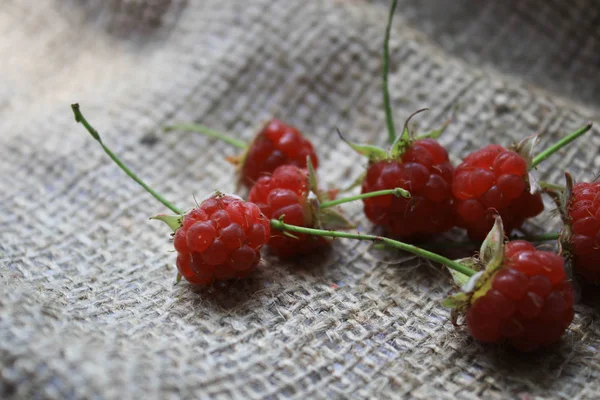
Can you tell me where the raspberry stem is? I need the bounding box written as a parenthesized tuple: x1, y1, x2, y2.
(164, 123, 247, 149)
(516, 232, 560, 242)
(427, 231, 561, 251)
(531, 123, 593, 168)
(270, 218, 477, 277)
(319, 187, 410, 209)
(383, 0, 399, 144)
(505, 231, 560, 243)
(71, 104, 184, 215)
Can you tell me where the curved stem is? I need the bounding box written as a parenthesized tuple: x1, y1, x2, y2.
(320, 187, 410, 209)
(532, 123, 593, 168)
(383, 0, 399, 144)
(164, 123, 247, 149)
(270, 219, 476, 277)
(72, 104, 184, 215)
(511, 232, 560, 242)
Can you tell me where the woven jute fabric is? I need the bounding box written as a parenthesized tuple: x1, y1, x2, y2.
(1, 1, 600, 399)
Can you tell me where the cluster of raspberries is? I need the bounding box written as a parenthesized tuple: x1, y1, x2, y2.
(175, 119, 547, 274)
(161, 116, 590, 353)
(74, 0, 596, 355)
(75, 104, 593, 354)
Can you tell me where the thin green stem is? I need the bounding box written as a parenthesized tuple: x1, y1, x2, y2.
(383, 0, 399, 144)
(511, 232, 560, 242)
(532, 123, 593, 168)
(71, 104, 184, 215)
(164, 123, 247, 149)
(429, 232, 562, 251)
(320, 187, 410, 209)
(270, 219, 476, 277)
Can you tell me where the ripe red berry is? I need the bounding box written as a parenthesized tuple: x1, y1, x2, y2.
(248, 164, 327, 257)
(240, 119, 319, 188)
(568, 181, 600, 283)
(466, 240, 574, 351)
(174, 194, 270, 285)
(453, 145, 544, 240)
(361, 138, 455, 237)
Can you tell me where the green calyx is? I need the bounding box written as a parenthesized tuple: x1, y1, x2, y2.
(150, 214, 183, 232)
(305, 156, 355, 231)
(441, 216, 507, 317)
(339, 108, 453, 164)
(303, 156, 411, 231)
(553, 172, 575, 281)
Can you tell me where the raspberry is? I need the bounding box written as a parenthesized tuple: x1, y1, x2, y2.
(466, 240, 574, 351)
(568, 181, 600, 283)
(453, 145, 544, 240)
(174, 194, 271, 285)
(248, 164, 327, 257)
(361, 138, 455, 237)
(241, 119, 319, 188)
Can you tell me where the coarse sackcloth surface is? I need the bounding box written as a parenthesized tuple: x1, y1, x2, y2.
(1, 0, 600, 399)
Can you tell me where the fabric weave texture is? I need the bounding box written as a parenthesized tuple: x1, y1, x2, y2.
(1, 0, 600, 399)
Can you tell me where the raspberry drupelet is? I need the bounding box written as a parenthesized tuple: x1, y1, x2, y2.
(173, 194, 271, 285)
(361, 138, 455, 237)
(453, 145, 544, 240)
(248, 164, 327, 257)
(568, 181, 600, 283)
(240, 119, 319, 188)
(466, 240, 574, 351)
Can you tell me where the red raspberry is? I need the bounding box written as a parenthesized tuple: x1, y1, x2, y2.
(240, 119, 319, 188)
(466, 240, 574, 351)
(568, 181, 600, 283)
(173, 194, 270, 285)
(248, 164, 327, 257)
(453, 145, 544, 240)
(361, 138, 455, 237)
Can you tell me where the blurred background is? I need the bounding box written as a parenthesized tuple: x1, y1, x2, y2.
(381, 0, 600, 108)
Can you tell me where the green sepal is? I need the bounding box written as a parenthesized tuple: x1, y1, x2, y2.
(563, 172, 575, 214)
(416, 118, 451, 140)
(150, 214, 183, 232)
(308, 190, 356, 231)
(515, 133, 539, 171)
(275, 215, 301, 239)
(479, 215, 505, 272)
(449, 258, 479, 287)
(283, 231, 300, 239)
(441, 292, 470, 309)
(390, 108, 429, 158)
(443, 218, 507, 318)
(417, 104, 458, 141)
(558, 172, 574, 276)
(337, 128, 388, 161)
(306, 155, 319, 195)
(175, 272, 183, 284)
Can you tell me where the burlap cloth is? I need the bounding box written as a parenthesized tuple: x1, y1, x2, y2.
(1, 0, 600, 399)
